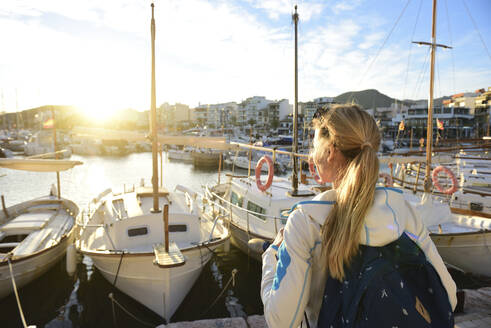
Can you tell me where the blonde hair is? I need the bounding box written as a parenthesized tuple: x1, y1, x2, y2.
(312, 104, 381, 280)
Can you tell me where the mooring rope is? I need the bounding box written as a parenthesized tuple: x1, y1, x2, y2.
(108, 293, 157, 328)
(112, 251, 125, 286)
(7, 256, 28, 328)
(201, 268, 238, 316)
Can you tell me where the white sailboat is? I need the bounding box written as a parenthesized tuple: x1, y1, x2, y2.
(204, 6, 318, 261)
(390, 0, 491, 277)
(76, 4, 230, 323)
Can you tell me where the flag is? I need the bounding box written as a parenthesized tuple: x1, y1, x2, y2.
(43, 118, 54, 129)
(398, 120, 405, 131)
(437, 118, 444, 130)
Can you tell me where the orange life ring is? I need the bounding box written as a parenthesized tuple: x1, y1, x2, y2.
(309, 159, 323, 184)
(432, 165, 458, 195)
(256, 156, 274, 191)
(379, 172, 393, 187)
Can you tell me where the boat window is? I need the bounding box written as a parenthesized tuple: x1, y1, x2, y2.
(127, 227, 148, 237)
(247, 201, 267, 221)
(169, 224, 187, 232)
(230, 191, 243, 207)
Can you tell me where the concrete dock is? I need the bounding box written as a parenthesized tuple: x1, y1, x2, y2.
(157, 287, 491, 328)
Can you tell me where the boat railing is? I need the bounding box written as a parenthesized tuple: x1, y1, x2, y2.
(204, 186, 285, 222)
(208, 214, 228, 241)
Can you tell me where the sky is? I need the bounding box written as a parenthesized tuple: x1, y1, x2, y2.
(0, 0, 490, 117)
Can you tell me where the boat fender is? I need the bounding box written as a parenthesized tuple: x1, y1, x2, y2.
(432, 165, 458, 195)
(308, 159, 323, 184)
(379, 172, 393, 187)
(66, 244, 77, 276)
(256, 156, 274, 191)
(248, 238, 270, 254)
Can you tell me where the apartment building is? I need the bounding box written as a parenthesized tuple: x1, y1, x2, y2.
(474, 87, 491, 137)
(159, 103, 194, 131)
(301, 97, 336, 123)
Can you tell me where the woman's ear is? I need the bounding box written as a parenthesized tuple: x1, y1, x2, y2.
(326, 143, 335, 162)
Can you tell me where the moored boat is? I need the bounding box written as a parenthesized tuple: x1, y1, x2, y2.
(77, 184, 230, 321)
(0, 158, 82, 299)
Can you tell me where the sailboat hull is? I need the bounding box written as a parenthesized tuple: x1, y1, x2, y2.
(228, 221, 271, 261)
(85, 244, 217, 321)
(431, 230, 491, 277)
(0, 231, 74, 299)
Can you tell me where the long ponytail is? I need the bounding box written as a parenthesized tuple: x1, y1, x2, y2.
(313, 104, 380, 280)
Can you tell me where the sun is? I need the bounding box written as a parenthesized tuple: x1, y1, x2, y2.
(78, 102, 119, 124)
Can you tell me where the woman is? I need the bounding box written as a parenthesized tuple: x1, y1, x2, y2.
(261, 104, 456, 327)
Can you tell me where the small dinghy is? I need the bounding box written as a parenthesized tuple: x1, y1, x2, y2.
(0, 158, 82, 299)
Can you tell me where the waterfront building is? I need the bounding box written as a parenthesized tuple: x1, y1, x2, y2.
(443, 92, 477, 114)
(236, 96, 272, 127)
(194, 105, 208, 127)
(257, 99, 292, 132)
(474, 87, 491, 137)
(404, 101, 474, 139)
(159, 103, 194, 132)
(205, 102, 238, 129)
(301, 97, 336, 123)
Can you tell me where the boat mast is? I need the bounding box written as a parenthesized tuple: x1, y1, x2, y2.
(150, 3, 160, 212)
(51, 107, 61, 199)
(412, 0, 451, 193)
(291, 5, 299, 195)
(423, 0, 437, 193)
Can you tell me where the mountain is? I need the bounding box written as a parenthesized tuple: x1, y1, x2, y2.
(333, 89, 451, 109)
(334, 89, 397, 109)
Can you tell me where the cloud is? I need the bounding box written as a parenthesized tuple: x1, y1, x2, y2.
(245, 0, 326, 21)
(332, 0, 363, 14)
(0, 0, 489, 113)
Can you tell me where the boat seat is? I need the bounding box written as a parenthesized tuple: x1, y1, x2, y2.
(13, 228, 53, 256)
(0, 242, 21, 248)
(0, 211, 56, 234)
(25, 204, 61, 212)
(153, 242, 185, 268)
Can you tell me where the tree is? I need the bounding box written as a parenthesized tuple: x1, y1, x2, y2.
(248, 118, 256, 126)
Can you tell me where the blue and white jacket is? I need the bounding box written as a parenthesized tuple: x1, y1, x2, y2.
(261, 187, 457, 328)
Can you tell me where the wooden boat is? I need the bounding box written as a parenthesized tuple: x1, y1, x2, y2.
(0, 158, 82, 299)
(191, 148, 221, 168)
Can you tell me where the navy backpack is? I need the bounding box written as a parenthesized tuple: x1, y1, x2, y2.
(317, 233, 454, 328)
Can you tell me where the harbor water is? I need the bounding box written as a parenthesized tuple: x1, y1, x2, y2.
(1, 153, 490, 327)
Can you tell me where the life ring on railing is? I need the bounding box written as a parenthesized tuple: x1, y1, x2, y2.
(432, 165, 458, 195)
(256, 156, 274, 191)
(308, 159, 323, 184)
(379, 172, 393, 187)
